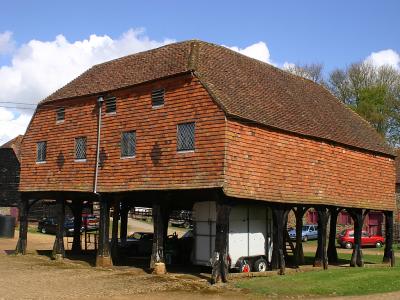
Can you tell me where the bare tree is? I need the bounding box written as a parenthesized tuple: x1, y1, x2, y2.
(284, 63, 325, 84)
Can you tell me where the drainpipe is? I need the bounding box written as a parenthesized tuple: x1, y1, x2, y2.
(94, 96, 104, 194)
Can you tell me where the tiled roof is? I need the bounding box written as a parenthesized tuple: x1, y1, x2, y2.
(41, 40, 393, 156)
(1, 135, 23, 161)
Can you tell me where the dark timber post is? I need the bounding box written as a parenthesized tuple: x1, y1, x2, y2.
(96, 196, 112, 267)
(383, 211, 395, 266)
(52, 197, 65, 260)
(71, 200, 83, 254)
(294, 207, 306, 265)
(211, 195, 231, 284)
(313, 207, 329, 269)
(349, 209, 364, 267)
(15, 196, 29, 255)
(111, 199, 120, 264)
(150, 199, 170, 274)
(271, 206, 287, 275)
(120, 200, 129, 245)
(327, 208, 340, 264)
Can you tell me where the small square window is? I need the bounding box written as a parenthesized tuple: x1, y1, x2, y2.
(121, 131, 136, 157)
(56, 107, 65, 122)
(151, 88, 165, 107)
(75, 137, 87, 160)
(36, 141, 47, 162)
(105, 97, 116, 114)
(177, 122, 195, 152)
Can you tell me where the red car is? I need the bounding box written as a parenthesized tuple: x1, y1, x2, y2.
(337, 229, 385, 249)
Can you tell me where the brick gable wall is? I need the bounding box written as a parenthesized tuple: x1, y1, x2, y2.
(224, 119, 396, 211)
(20, 74, 226, 192)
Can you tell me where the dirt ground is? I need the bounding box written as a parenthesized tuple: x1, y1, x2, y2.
(0, 225, 399, 300)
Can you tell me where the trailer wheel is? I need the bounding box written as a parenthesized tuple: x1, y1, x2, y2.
(254, 258, 268, 272)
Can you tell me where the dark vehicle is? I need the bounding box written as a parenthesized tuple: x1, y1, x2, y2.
(121, 232, 154, 256)
(38, 217, 81, 236)
(337, 229, 385, 249)
(169, 210, 192, 229)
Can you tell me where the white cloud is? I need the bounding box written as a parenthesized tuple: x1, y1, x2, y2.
(0, 28, 174, 144)
(226, 41, 272, 64)
(0, 31, 14, 54)
(0, 108, 31, 145)
(366, 49, 400, 70)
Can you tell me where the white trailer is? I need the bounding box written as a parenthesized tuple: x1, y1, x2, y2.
(192, 201, 273, 272)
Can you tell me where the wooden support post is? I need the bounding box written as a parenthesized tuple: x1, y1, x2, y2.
(327, 208, 339, 264)
(313, 207, 329, 269)
(294, 207, 306, 266)
(111, 199, 120, 264)
(120, 201, 129, 246)
(96, 196, 112, 267)
(211, 198, 231, 284)
(383, 211, 395, 266)
(71, 200, 83, 254)
(150, 200, 170, 274)
(349, 208, 364, 267)
(15, 196, 29, 255)
(52, 197, 65, 260)
(271, 206, 287, 275)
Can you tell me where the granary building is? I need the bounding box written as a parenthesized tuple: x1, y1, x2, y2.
(16, 40, 396, 281)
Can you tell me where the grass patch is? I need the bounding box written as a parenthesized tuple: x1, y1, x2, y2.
(236, 266, 400, 298)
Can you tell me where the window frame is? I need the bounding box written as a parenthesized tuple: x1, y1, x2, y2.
(105, 97, 117, 114)
(151, 88, 165, 108)
(120, 130, 136, 158)
(177, 122, 196, 152)
(56, 107, 65, 123)
(74, 136, 87, 162)
(36, 141, 47, 163)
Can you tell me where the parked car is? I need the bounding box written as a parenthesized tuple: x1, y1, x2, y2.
(288, 224, 318, 242)
(169, 210, 193, 229)
(38, 217, 78, 236)
(82, 214, 99, 229)
(120, 232, 154, 256)
(337, 229, 385, 249)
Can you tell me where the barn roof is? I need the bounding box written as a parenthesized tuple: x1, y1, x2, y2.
(1, 135, 23, 161)
(41, 40, 393, 156)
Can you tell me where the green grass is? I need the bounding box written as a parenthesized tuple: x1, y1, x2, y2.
(236, 250, 397, 298)
(236, 266, 400, 298)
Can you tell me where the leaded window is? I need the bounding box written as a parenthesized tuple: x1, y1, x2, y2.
(75, 137, 87, 160)
(177, 122, 195, 151)
(56, 107, 65, 122)
(36, 141, 47, 162)
(151, 88, 165, 107)
(105, 97, 116, 113)
(121, 131, 136, 157)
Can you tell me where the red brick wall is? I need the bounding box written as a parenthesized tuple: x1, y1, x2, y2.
(224, 119, 396, 211)
(20, 74, 226, 192)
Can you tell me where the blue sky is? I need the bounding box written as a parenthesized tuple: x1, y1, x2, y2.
(0, 0, 399, 144)
(1, 0, 399, 70)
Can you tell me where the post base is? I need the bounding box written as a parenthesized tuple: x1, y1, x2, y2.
(153, 262, 166, 275)
(96, 255, 113, 267)
(52, 253, 64, 261)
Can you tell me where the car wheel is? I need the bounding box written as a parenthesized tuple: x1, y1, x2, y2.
(303, 236, 308, 242)
(253, 258, 268, 272)
(376, 241, 383, 248)
(344, 242, 353, 249)
(41, 227, 46, 234)
(183, 221, 191, 229)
